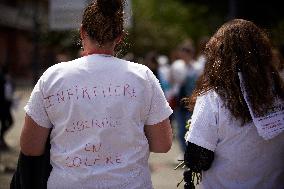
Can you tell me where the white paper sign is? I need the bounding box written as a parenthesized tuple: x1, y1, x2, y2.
(238, 72, 284, 140)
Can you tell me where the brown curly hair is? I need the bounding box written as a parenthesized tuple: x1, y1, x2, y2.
(186, 19, 284, 124)
(81, 0, 125, 46)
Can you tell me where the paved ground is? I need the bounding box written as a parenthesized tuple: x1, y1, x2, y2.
(0, 87, 184, 189)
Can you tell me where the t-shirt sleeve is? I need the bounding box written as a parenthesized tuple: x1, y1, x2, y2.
(24, 77, 52, 129)
(145, 69, 173, 125)
(185, 92, 219, 151)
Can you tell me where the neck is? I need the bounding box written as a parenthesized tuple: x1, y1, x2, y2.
(82, 39, 115, 57)
(82, 48, 114, 56)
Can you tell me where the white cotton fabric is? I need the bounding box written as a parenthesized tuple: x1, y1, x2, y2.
(170, 59, 188, 85)
(24, 54, 173, 189)
(186, 90, 284, 189)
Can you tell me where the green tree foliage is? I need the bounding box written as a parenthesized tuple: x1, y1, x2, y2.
(128, 0, 224, 56)
(128, 0, 284, 56)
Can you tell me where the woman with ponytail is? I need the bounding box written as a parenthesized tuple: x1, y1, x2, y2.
(12, 1, 173, 188)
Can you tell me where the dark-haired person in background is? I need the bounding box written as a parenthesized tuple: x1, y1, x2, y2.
(183, 19, 284, 188)
(0, 67, 6, 149)
(169, 39, 198, 161)
(12, 0, 173, 188)
(0, 66, 14, 151)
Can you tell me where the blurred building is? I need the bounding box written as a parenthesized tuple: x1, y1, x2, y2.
(0, 0, 48, 83)
(0, 0, 132, 84)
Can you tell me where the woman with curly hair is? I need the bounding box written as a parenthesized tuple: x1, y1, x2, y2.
(183, 19, 284, 188)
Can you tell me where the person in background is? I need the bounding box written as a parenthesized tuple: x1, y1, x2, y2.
(193, 36, 209, 77)
(0, 67, 6, 149)
(157, 55, 172, 98)
(143, 51, 172, 95)
(11, 0, 173, 188)
(0, 65, 14, 151)
(55, 52, 71, 63)
(170, 39, 198, 159)
(183, 19, 284, 188)
(143, 51, 159, 77)
(123, 52, 135, 62)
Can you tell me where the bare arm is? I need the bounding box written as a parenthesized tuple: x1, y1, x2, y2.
(144, 118, 173, 153)
(20, 114, 50, 156)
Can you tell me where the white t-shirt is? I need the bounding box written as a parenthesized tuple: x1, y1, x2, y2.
(170, 59, 187, 85)
(193, 55, 206, 76)
(24, 54, 173, 189)
(186, 90, 284, 189)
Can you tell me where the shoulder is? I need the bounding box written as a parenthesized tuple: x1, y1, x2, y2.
(41, 57, 85, 81)
(47, 57, 84, 72)
(117, 58, 154, 79)
(197, 90, 220, 104)
(122, 58, 150, 72)
(195, 90, 221, 112)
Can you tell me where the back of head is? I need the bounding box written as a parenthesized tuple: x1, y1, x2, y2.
(190, 19, 284, 124)
(82, 0, 125, 45)
(206, 19, 272, 73)
(178, 39, 195, 55)
(176, 39, 195, 63)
